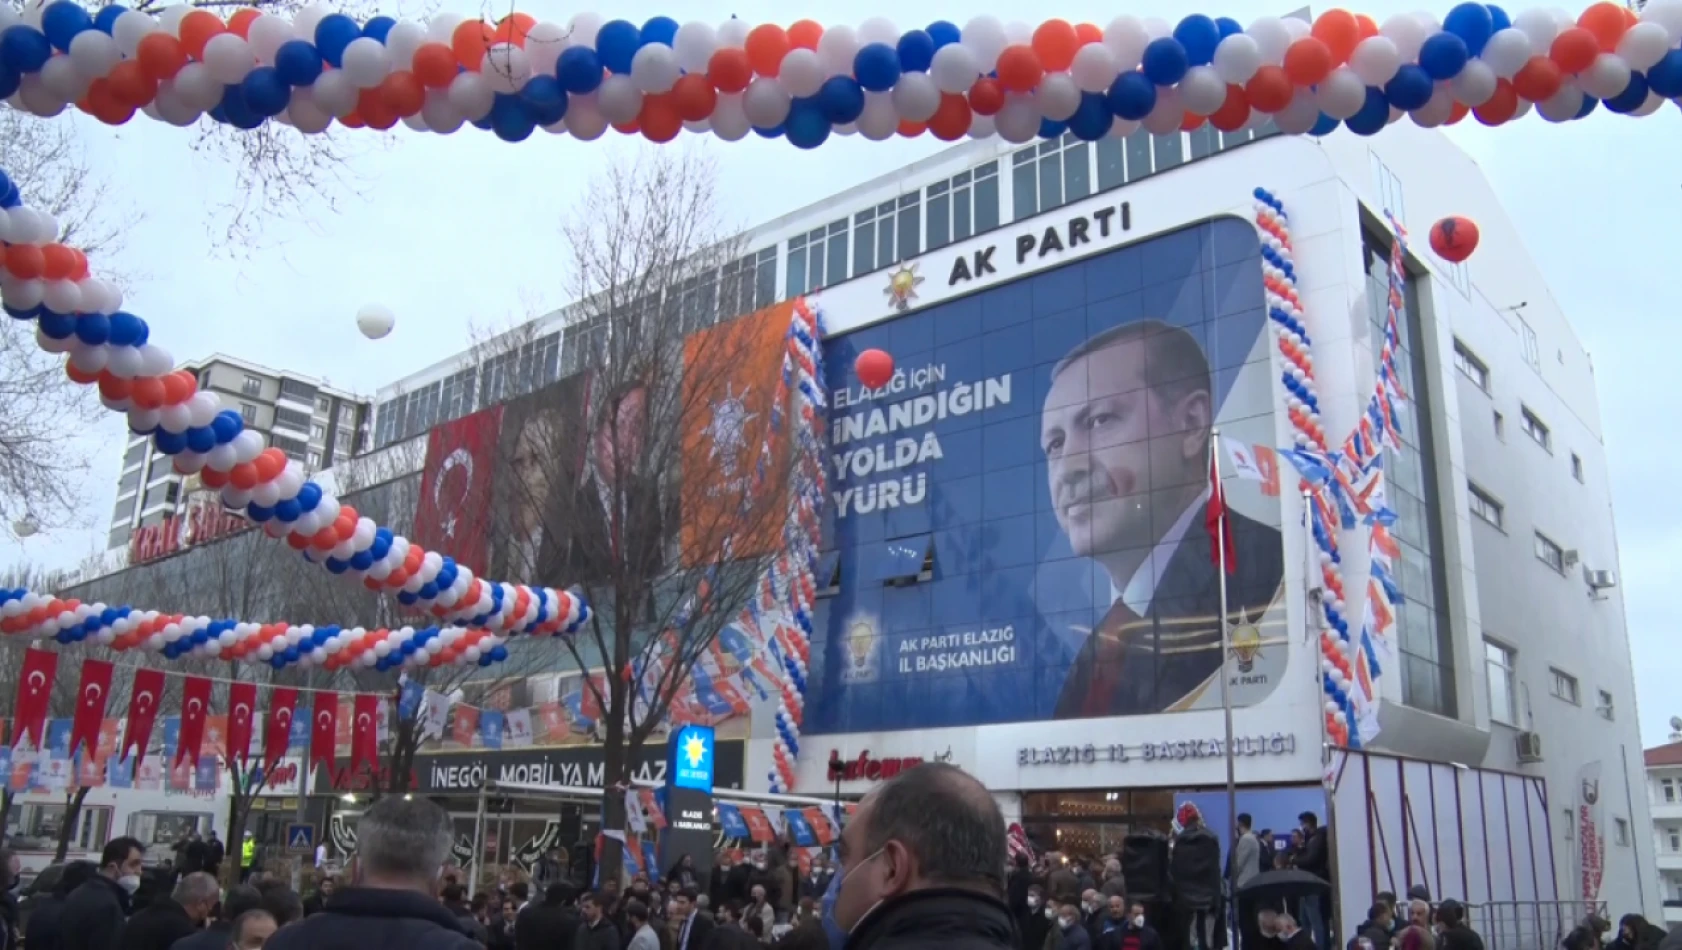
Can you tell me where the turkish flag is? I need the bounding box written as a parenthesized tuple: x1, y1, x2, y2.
(412, 404, 503, 575)
(122, 668, 165, 766)
(227, 682, 257, 767)
(740, 807, 775, 843)
(1207, 450, 1237, 574)
(12, 649, 57, 751)
(450, 706, 479, 747)
(70, 659, 113, 758)
(264, 688, 298, 771)
(309, 691, 338, 771)
(174, 676, 212, 768)
(351, 693, 379, 772)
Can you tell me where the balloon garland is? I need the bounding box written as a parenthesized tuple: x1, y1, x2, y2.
(0, 2, 1675, 143)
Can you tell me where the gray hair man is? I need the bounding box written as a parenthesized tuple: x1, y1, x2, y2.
(263, 797, 481, 950)
(831, 762, 1014, 950)
(228, 910, 278, 950)
(114, 870, 218, 950)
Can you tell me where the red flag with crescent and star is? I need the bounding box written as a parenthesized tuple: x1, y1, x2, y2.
(264, 687, 298, 771)
(227, 682, 257, 768)
(122, 667, 165, 766)
(351, 693, 379, 773)
(175, 676, 212, 768)
(309, 691, 338, 772)
(412, 405, 502, 576)
(12, 648, 57, 751)
(70, 658, 113, 758)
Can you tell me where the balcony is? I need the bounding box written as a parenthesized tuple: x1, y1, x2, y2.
(1653, 801, 1682, 821)
(1664, 901, 1682, 925)
(1657, 852, 1682, 872)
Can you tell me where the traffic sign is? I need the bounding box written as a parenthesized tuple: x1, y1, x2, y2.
(285, 822, 316, 855)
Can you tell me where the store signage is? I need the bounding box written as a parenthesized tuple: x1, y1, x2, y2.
(315, 740, 745, 795)
(671, 724, 715, 793)
(663, 725, 717, 878)
(1017, 733, 1298, 767)
(827, 747, 952, 782)
(129, 497, 250, 564)
(946, 200, 1133, 287)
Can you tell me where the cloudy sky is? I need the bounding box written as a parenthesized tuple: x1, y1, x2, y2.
(3, 0, 1678, 744)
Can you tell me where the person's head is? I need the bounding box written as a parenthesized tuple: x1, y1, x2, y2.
(720, 901, 742, 925)
(470, 892, 490, 915)
(798, 897, 815, 919)
(602, 878, 620, 896)
(1027, 885, 1044, 909)
(1278, 913, 1300, 936)
(716, 851, 732, 870)
(1619, 915, 1646, 941)
(220, 885, 263, 924)
(502, 899, 518, 922)
(745, 916, 764, 939)
(174, 872, 221, 923)
(229, 909, 278, 950)
(511, 882, 529, 903)
(1103, 858, 1120, 879)
(675, 888, 699, 918)
(352, 797, 455, 895)
(1298, 811, 1319, 834)
(1409, 899, 1431, 928)
(209, 830, 219, 840)
(54, 861, 97, 898)
(1406, 884, 1431, 903)
(1376, 892, 1397, 916)
(1106, 895, 1126, 920)
(1129, 903, 1147, 928)
(1369, 902, 1394, 930)
(1237, 813, 1252, 834)
(441, 884, 467, 905)
(581, 891, 605, 923)
(1290, 829, 1304, 846)
(545, 883, 576, 906)
(1434, 900, 1465, 930)
(318, 876, 337, 897)
(1399, 925, 1437, 950)
(750, 884, 766, 903)
(833, 762, 1005, 934)
(625, 899, 649, 928)
(1042, 320, 1213, 564)
(100, 836, 146, 890)
(0, 849, 18, 888)
(1080, 888, 1099, 911)
(1257, 910, 1280, 937)
(255, 880, 304, 927)
(680, 854, 694, 869)
(1057, 901, 1081, 930)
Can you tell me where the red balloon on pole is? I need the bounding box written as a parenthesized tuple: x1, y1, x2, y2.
(855, 349, 894, 390)
(1429, 215, 1480, 263)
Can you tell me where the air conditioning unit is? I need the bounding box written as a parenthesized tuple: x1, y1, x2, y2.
(1585, 568, 1618, 590)
(1516, 731, 1544, 763)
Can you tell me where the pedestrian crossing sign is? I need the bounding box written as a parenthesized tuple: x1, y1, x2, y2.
(285, 822, 315, 855)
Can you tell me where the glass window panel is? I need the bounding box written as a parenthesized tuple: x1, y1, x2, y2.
(974, 177, 999, 232)
(755, 252, 776, 308)
(1219, 127, 1252, 151)
(1063, 143, 1091, 202)
(786, 247, 806, 299)
(853, 220, 875, 278)
(878, 212, 895, 266)
(826, 228, 848, 287)
(1154, 132, 1184, 170)
(1125, 129, 1153, 182)
(1189, 124, 1219, 159)
(1038, 153, 1062, 211)
(1013, 161, 1037, 219)
(928, 193, 951, 249)
(1096, 138, 1126, 191)
(897, 200, 919, 259)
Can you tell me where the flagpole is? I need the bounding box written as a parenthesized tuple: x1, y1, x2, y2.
(1212, 429, 1238, 862)
(1305, 485, 1343, 945)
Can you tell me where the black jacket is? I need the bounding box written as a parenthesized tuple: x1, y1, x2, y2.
(518, 902, 583, 950)
(120, 898, 199, 950)
(724, 867, 753, 907)
(702, 926, 760, 950)
(171, 923, 232, 950)
(60, 877, 132, 950)
(27, 894, 74, 950)
(675, 912, 716, 950)
(441, 902, 489, 944)
(844, 889, 1015, 950)
(1347, 920, 1392, 950)
(576, 917, 621, 950)
(1294, 829, 1329, 879)
(264, 888, 483, 950)
(1437, 926, 1484, 950)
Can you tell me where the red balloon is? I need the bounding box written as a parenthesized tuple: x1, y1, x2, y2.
(855, 349, 895, 390)
(1429, 216, 1479, 263)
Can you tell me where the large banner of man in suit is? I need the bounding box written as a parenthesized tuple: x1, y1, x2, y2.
(806, 217, 1287, 732)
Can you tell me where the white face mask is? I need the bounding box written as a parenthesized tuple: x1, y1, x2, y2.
(117, 874, 141, 895)
(1133, 916, 1145, 929)
(1045, 907, 1057, 920)
(1027, 897, 1041, 910)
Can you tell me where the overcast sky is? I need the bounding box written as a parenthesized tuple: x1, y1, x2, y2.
(2, 0, 1677, 745)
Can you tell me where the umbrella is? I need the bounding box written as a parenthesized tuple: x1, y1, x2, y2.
(1237, 869, 1333, 903)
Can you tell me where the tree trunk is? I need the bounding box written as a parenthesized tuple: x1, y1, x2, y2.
(597, 690, 628, 887)
(53, 787, 91, 862)
(223, 797, 251, 890)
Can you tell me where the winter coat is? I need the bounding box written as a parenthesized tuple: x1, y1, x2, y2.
(842, 889, 1015, 950)
(263, 887, 483, 950)
(118, 897, 199, 950)
(59, 877, 132, 950)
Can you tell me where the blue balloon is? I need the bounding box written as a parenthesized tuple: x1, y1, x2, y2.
(1442, 3, 1495, 56)
(349, 549, 374, 570)
(106, 310, 143, 346)
(41, 1, 91, 53)
(1384, 64, 1434, 110)
(241, 67, 291, 117)
(210, 409, 243, 442)
(185, 426, 215, 453)
(640, 16, 678, 47)
(1038, 117, 1067, 138)
(274, 40, 323, 86)
(490, 93, 535, 141)
(37, 311, 74, 339)
(1346, 86, 1390, 135)
(417, 582, 438, 600)
(219, 84, 263, 129)
(273, 498, 302, 523)
(557, 46, 602, 93)
(1, 26, 53, 74)
(74, 313, 110, 345)
(595, 19, 640, 74)
(817, 75, 864, 123)
(785, 97, 831, 149)
(1216, 17, 1244, 38)
(1604, 70, 1649, 113)
(1141, 36, 1189, 85)
(520, 75, 567, 125)
(1487, 5, 1512, 31)
(3, 304, 37, 320)
(926, 20, 961, 48)
(1105, 71, 1157, 120)
(362, 16, 395, 42)
(752, 123, 785, 138)
(93, 5, 126, 34)
(1173, 15, 1220, 67)
(296, 481, 322, 511)
(247, 501, 274, 522)
(314, 14, 360, 68)
(479, 655, 494, 667)
(0, 62, 17, 100)
(469, 113, 493, 130)
(325, 557, 347, 574)
(896, 30, 935, 72)
(153, 429, 187, 455)
(1309, 111, 1339, 136)
(1066, 91, 1113, 140)
(1648, 49, 1682, 97)
(854, 42, 901, 92)
(1417, 32, 1470, 80)
(490, 645, 509, 662)
(209, 104, 227, 124)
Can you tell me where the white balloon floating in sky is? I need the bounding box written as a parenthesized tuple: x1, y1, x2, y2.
(356, 304, 395, 340)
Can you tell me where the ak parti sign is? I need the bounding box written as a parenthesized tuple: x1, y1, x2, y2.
(129, 499, 250, 564)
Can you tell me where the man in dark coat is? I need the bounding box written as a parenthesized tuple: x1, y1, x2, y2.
(62, 837, 147, 950)
(26, 861, 98, 950)
(170, 885, 263, 950)
(574, 892, 620, 950)
(263, 798, 482, 950)
(516, 884, 581, 950)
(302, 877, 337, 918)
(671, 889, 714, 950)
(832, 762, 1015, 950)
(1346, 903, 1394, 950)
(120, 873, 217, 950)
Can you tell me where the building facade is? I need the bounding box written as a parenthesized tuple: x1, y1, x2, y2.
(1646, 737, 1682, 925)
(107, 354, 370, 551)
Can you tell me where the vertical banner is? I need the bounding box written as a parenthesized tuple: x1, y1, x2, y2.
(418, 690, 451, 740)
(310, 691, 338, 771)
(660, 724, 717, 878)
(351, 693, 379, 773)
(12, 648, 57, 750)
(227, 682, 257, 767)
(1577, 760, 1606, 902)
(264, 688, 298, 771)
(122, 668, 165, 766)
(175, 676, 212, 767)
(412, 404, 504, 575)
(69, 658, 112, 757)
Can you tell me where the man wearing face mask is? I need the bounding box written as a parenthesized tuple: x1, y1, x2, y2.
(119, 872, 218, 950)
(1018, 887, 1052, 950)
(1096, 902, 1159, 950)
(829, 763, 1013, 950)
(1055, 903, 1091, 950)
(61, 836, 147, 950)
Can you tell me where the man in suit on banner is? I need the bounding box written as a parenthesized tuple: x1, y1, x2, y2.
(1040, 319, 1283, 719)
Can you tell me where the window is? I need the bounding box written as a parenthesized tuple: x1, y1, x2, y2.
(1597, 689, 1614, 721)
(1550, 668, 1580, 704)
(925, 162, 1000, 251)
(118, 470, 141, 496)
(1520, 317, 1540, 369)
(278, 378, 318, 404)
(239, 402, 257, 424)
(241, 375, 262, 396)
(1468, 483, 1503, 530)
(142, 481, 179, 510)
(273, 407, 311, 432)
(850, 194, 921, 278)
(1663, 779, 1676, 803)
(1535, 532, 1566, 573)
(1669, 829, 1680, 852)
(107, 524, 130, 549)
(272, 435, 308, 461)
(719, 248, 777, 318)
(1614, 818, 1629, 846)
(1484, 640, 1516, 725)
(123, 441, 146, 468)
(1520, 406, 1551, 450)
(785, 219, 849, 295)
(311, 423, 326, 442)
(1571, 453, 1584, 482)
(1562, 809, 1574, 841)
(1011, 135, 1091, 220)
(1370, 152, 1407, 226)
(1453, 339, 1490, 392)
(316, 396, 331, 414)
(1493, 410, 1505, 440)
(8, 803, 111, 852)
(306, 450, 322, 468)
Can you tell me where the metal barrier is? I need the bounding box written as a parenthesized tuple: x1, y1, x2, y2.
(1463, 900, 1608, 950)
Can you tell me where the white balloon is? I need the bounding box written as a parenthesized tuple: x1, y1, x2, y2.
(630, 43, 679, 94)
(1246, 16, 1292, 65)
(234, 428, 265, 463)
(158, 403, 191, 434)
(18, 77, 67, 118)
(709, 91, 748, 139)
(480, 42, 530, 95)
(384, 21, 427, 70)
(1006, 20, 1034, 44)
(420, 88, 464, 133)
(1411, 82, 1456, 125)
(1212, 34, 1261, 84)
(564, 96, 608, 139)
(67, 30, 120, 79)
(595, 74, 642, 123)
(673, 22, 717, 73)
(565, 12, 603, 47)
(1641, 0, 1682, 37)
(311, 68, 359, 117)
(1317, 67, 1367, 119)
(1617, 22, 1670, 71)
(154, 82, 201, 125)
(173, 62, 223, 111)
(856, 90, 898, 138)
(292, 4, 331, 41)
(968, 113, 996, 138)
(1070, 43, 1120, 92)
(1380, 14, 1430, 61)
(427, 12, 464, 43)
(1281, 17, 1311, 41)
(929, 43, 981, 94)
(1451, 58, 1498, 106)
(777, 48, 823, 97)
(188, 391, 220, 428)
(1581, 53, 1633, 99)
(1481, 29, 1534, 78)
(962, 16, 1008, 70)
(173, 450, 206, 474)
(203, 33, 254, 85)
(858, 17, 898, 47)
(30, 211, 57, 244)
(154, 4, 193, 35)
(891, 71, 940, 121)
(356, 303, 395, 339)
(1105, 15, 1151, 70)
(341, 36, 392, 88)
(1274, 87, 1322, 133)
(447, 71, 494, 120)
(1178, 66, 1227, 115)
(41, 279, 81, 315)
(1141, 86, 1184, 133)
(716, 17, 750, 49)
(138, 344, 173, 377)
(288, 95, 331, 133)
(128, 407, 161, 434)
(1349, 36, 1401, 86)
(105, 345, 142, 378)
(69, 344, 107, 375)
(1033, 72, 1081, 119)
(40, 56, 89, 103)
(817, 25, 860, 75)
(1634, 89, 1666, 115)
(247, 15, 294, 64)
(742, 78, 791, 127)
(1512, 7, 1562, 50)
(112, 10, 156, 57)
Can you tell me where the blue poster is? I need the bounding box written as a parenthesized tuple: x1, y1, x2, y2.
(784, 810, 817, 847)
(289, 705, 312, 749)
(716, 803, 749, 839)
(479, 710, 504, 750)
(808, 219, 1284, 732)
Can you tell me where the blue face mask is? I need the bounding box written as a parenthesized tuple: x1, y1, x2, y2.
(820, 852, 846, 950)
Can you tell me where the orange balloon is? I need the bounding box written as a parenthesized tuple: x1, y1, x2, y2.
(1355, 14, 1379, 39)
(1180, 111, 1206, 131)
(412, 43, 457, 87)
(1031, 19, 1080, 72)
(129, 376, 165, 410)
(928, 92, 972, 140)
(379, 70, 425, 115)
(671, 73, 717, 121)
(1549, 28, 1599, 73)
(68, 248, 87, 280)
(1512, 56, 1563, 101)
(1473, 78, 1518, 124)
(338, 111, 365, 128)
(1311, 10, 1360, 65)
(1577, 1, 1630, 51)
(1283, 37, 1333, 86)
(1245, 64, 1294, 112)
(161, 370, 195, 404)
(97, 372, 131, 401)
(66, 362, 100, 385)
(254, 448, 286, 481)
(107, 60, 157, 108)
(744, 24, 790, 76)
(227, 8, 261, 38)
(358, 88, 398, 129)
(451, 19, 493, 70)
(897, 118, 926, 136)
(229, 462, 259, 491)
(787, 19, 823, 50)
(707, 47, 752, 93)
(493, 12, 535, 47)
(1075, 22, 1102, 45)
(612, 118, 640, 134)
(640, 93, 682, 142)
(995, 44, 1044, 92)
(1210, 84, 1251, 130)
(968, 76, 1005, 115)
(39, 244, 75, 281)
(4, 243, 44, 280)
(177, 10, 225, 61)
(136, 33, 186, 81)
